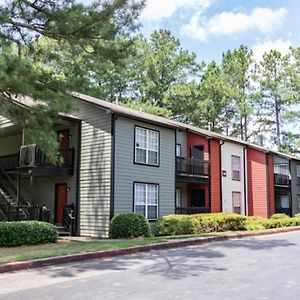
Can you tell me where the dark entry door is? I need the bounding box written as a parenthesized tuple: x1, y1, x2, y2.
(55, 183, 68, 224)
(191, 189, 205, 207)
(191, 145, 204, 160)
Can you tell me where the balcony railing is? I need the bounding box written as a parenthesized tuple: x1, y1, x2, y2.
(274, 173, 290, 187)
(0, 145, 75, 173)
(176, 157, 210, 177)
(0, 153, 19, 171)
(175, 207, 211, 214)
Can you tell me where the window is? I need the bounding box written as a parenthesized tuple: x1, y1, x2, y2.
(297, 165, 300, 185)
(274, 164, 289, 175)
(135, 127, 159, 166)
(176, 144, 182, 157)
(134, 183, 158, 220)
(232, 155, 241, 181)
(232, 192, 241, 214)
(176, 188, 182, 208)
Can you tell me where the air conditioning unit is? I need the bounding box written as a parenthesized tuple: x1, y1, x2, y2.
(19, 144, 37, 167)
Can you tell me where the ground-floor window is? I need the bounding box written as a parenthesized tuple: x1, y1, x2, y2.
(176, 188, 182, 208)
(297, 195, 300, 212)
(232, 191, 241, 214)
(134, 182, 158, 220)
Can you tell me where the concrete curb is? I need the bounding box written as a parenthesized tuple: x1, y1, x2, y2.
(1, 226, 300, 274)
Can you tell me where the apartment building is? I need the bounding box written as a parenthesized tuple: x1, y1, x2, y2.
(0, 92, 300, 237)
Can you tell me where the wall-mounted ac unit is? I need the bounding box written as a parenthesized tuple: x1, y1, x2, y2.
(19, 144, 37, 167)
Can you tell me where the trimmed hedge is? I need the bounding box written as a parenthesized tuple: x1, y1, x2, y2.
(109, 213, 151, 239)
(0, 221, 58, 247)
(270, 213, 290, 219)
(156, 213, 246, 236)
(156, 213, 300, 236)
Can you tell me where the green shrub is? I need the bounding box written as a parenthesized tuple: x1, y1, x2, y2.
(0, 221, 58, 247)
(194, 213, 246, 233)
(294, 213, 300, 219)
(109, 213, 151, 239)
(156, 215, 198, 236)
(244, 216, 266, 231)
(271, 213, 290, 219)
(156, 213, 246, 236)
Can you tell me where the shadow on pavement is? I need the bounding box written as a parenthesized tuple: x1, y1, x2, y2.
(35, 236, 296, 280)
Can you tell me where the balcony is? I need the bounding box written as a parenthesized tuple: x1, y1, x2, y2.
(176, 157, 210, 183)
(175, 207, 211, 214)
(0, 145, 75, 176)
(274, 173, 290, 187)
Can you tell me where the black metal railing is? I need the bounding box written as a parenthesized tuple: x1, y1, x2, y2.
(176, 157, 210, 177)
(0, 153, 19, 171)
(274, 173, 290, 186)
(62, 203, 75, 235)
(175, 207, 211, 214)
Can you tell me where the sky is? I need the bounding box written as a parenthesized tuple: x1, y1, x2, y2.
(140, 0, 300, 63)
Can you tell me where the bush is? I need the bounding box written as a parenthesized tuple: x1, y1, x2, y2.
(294, 213, 300, 219)
(0, 221, 58, 247)
(109, 213, 151, 239)
(156, 215, 198, 236)
(156, 213, 246, 236)
(244, 216, 266, 231)
(194, 213, 246, 233)
(271, 213, 290, 219)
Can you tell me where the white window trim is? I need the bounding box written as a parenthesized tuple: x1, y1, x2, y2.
(135, 127, 159, 166)
(134, 183, 159, 220)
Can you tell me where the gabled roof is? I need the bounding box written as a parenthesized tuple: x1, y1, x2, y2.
(10, 91, 300, 161)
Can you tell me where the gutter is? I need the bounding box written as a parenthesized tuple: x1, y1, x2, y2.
(219, 140, 225, 212)
(243, 146, 247, 216)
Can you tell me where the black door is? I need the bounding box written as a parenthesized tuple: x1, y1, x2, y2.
(191, 189, 205, 207)
(191, 146, 204, 160)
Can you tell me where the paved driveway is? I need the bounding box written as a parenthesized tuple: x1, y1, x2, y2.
(0, 231, 300, 300)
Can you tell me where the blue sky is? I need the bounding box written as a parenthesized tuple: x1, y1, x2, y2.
(140, 0, 300, 63)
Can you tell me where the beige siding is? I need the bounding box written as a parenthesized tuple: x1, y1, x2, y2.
(75, 101, 112, 238)
(221, 142, 246, 215)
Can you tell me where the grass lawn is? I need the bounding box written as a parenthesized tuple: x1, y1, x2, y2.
(0, 233, 223, 265)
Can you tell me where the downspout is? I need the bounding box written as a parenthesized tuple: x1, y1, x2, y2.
(75, 121, 82, 236)
(110, 113, 117, 220)
(243, 146, 247, 216)
(174, 129, 177, 214)
(220, 140, 225, 212)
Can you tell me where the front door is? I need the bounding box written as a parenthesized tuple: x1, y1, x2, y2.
(191, 189, 205, 207)
(55, 183, 68, 224)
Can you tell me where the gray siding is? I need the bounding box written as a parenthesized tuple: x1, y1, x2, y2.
(75, 101, 112, 238)
(0, 115, 13, 129)
(0, 133, 22, 156)
(290, 160, 300, 215)
(176, 129, 187, 157)
(114, 116, 176, 219)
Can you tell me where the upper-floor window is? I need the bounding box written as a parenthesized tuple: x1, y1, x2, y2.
(135, 126, 159, 166)
(176, 144, 182, 157)
(134, 182, 158, 220)
(232, 155, 241, 181)
(296, 165, 300, 185)
(274, 163, 289, 176)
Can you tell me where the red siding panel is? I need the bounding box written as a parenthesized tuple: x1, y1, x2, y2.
(210, 140, 221, 212)
(247, 148, 268, 218)
(187, 133, 209, 160)
(268, 154, 275, 216)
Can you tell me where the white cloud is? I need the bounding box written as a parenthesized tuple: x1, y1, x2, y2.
(141, 0, 212, 22)
(181, 7, 287, 41)
(252, 39, 292, 62)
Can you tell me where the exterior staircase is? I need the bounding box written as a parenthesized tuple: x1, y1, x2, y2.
(0, 169, 36, 221)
